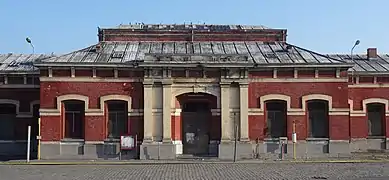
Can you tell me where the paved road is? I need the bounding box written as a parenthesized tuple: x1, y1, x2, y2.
(0, 163, 388, 180)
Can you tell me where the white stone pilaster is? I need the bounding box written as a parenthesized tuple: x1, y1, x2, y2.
(220, 83, 231, 141)
(239, 83, 249, 141)
(143, 81, 153, 142)
(162, 82, 172, 142)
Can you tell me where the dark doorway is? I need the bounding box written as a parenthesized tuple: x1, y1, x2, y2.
(307, 100, 329, 138)
(367, 103, 385, 136)
(63, 100, 85, 139)
(0, 104, 17, 140)
(265, 100, 287, 138)
(107, 100, 128, 139)
(181, 101, 211, 156)
(31, 104, 39, 159)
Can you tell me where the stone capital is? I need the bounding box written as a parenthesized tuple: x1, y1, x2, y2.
(162, 79, 173, 86)
(143, 79, 154, 86)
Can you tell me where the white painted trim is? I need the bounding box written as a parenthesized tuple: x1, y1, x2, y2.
(57, 94, 89, 113)
(250, 78, 348, 83)
(363, 98, 389, 112)
(302, 94, 332, 111)
(0, 99, 20, 114)
(39, 76, 348, 83)
(349, 98, 389, 117)
(172, 84, 220, 108)
(260, 94, 291, 110)
(41, 141, 60, 144)
(0, 140, 28, 143)
(0, 84, 40, 88)
(349, 84, 389, 88)
(100, 95, 132, 113)
(40, 77, 141, 82)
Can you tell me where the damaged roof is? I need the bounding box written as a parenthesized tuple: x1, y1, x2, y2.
(0, 53, 53, 74)
(35, 41, 351, 68)
(327, 54, 389, 74)
(102, 24, 271, 31)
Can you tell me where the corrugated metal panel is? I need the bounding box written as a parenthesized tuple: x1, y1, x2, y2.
(135, 42, 150, 60)
(199, 42, 213, 54)
(174, 42, 187, 54)
(211, 42, 224, 54)
(245, 42, 267, 64)
(162, 42, 175, 54)
(223, 42, 237, 54)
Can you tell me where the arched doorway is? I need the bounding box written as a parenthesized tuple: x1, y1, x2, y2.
(177, 92, 216, 156)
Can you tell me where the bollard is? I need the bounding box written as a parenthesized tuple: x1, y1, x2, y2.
(279, 137, 288, 160)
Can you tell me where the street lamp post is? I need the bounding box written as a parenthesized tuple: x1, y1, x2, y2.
(350, 40, 360, 142)
(351, 40, 360, 61)
(26, 37, 35, 54)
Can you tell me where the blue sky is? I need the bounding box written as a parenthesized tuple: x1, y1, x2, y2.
(0, 0, 388, 54)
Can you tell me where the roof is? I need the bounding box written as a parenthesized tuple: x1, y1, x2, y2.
(0, 53, 54, 74)
(35, 41, 351, 68)
(101, 24, 272, 31)
(328, 54, 389, 75)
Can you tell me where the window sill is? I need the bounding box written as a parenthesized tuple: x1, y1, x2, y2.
(367, 136, 386, 139)
(61, 138, 85, 143)
(104, 138, 120, 143)
(306, 138, 329, 141)
(264, 137, 288, 141)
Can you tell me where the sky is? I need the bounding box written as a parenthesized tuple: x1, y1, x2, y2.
(0, 0, 388, 55)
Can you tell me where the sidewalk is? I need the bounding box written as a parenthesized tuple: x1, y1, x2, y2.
(1, 156, 389, 165)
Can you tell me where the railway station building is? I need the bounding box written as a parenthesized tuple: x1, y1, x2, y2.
(0, 24, 388, 160)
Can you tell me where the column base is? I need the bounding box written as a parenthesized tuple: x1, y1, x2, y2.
(140, 143, 176, 160)
(218, 141, 252, 160)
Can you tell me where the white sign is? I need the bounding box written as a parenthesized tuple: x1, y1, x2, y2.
(120, 135, 135, 149)
(292, 133, 297, 143)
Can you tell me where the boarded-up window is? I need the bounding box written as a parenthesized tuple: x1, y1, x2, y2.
(64, 100, 85, 139)
(7, 75, 25, 84)
(367, 103, 385, 136)
(26, 76, 40, 85)
(266, 100, 287, 138)
(308, 100, 329, 138)
(107, 100, 128, 139)
(0, 104, 17, 140)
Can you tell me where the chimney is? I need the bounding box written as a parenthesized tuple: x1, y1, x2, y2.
(95, 43, 101, 52)
(367, 48, 377, 59)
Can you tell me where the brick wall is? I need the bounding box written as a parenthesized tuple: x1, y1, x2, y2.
(40, 81, 143, 141)
(99, 29, 286, 42)
(248, 81, 349, 140)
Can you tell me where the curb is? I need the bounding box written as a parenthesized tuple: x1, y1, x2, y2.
(1, 159, 389, 165)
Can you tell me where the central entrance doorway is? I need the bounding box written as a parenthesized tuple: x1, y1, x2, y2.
(181, 101, 211, 156)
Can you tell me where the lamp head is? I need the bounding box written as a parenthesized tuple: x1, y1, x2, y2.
(26, 37, 32, 44)
(354, 40, 360, 46)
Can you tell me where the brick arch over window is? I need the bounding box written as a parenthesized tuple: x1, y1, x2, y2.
(56, 94, 89, 112)
(362, 98, 389, 113)
(100, 95, 132, 113)
(259, 94, 291, 110)
(0, 99, 20, 114)
(172, 87, 220, 108)
(302, 94, 332, 111)
(30, 100, 40, 114)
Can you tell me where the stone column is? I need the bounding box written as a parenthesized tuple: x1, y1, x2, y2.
(162, 82, 172, 142)
(143, 81, 153, 142)
(239, 83, 249, 141)
(220, 83, 231, 141)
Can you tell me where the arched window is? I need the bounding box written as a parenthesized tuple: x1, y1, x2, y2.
(107, 100, 128, 139)
(367, 103, 385, 136)
(265, 100, 287, 138)
(63, 100, 85, 139)
(0, 104, 17, 140)
(307, 100, 329, 138)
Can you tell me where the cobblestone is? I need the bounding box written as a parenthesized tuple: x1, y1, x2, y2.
(0, 163, 388, 180)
